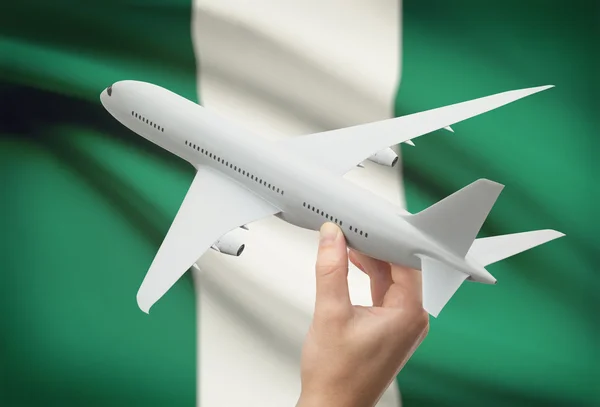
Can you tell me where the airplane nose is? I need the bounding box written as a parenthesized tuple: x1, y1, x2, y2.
(100, 89, 107, 107)
(100, 85, 113, 110)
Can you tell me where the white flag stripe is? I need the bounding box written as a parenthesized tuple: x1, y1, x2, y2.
(191, 1, 404, 406)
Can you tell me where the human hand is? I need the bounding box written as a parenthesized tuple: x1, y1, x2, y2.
(297, 222, 429, 407)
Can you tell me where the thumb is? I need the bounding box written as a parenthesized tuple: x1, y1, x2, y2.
(314, 222, 351, 317)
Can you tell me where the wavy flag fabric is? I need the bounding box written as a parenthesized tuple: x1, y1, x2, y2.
(396, 2, 596, 406)
(0, 1, 596, 407)
(0, 2, 198, 406)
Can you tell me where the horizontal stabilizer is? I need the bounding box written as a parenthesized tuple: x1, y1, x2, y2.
(419, 255, 468, 317)
(468, 229, 565, 266)
(406, 179, 504, 257)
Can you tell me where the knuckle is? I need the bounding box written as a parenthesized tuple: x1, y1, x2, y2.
(314, 305, 350, 327)
(316, 258, 343, 277)
(398, 302, 429, 333)
(414, 309, 430, 333)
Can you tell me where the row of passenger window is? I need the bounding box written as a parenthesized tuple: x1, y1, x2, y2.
(184, 140, 284, 196)
(132, 111, 164, 132)
(302, 202, 369, 238)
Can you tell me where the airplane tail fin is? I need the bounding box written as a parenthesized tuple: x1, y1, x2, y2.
(467, 230, 565, 266)
(405, 180, 565, 317)
(405, 179, 502, 317)
(406, 179, 504, 257)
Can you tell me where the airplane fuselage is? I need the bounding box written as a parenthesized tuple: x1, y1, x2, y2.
(100, 81, 494, 284)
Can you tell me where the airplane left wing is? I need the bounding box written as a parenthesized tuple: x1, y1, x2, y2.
(137, 167, 280, 313)
(282, 85, 553, 175)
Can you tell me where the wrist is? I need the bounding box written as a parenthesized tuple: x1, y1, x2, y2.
(296, 392, 345, 407)
(296, 388, 372, 407)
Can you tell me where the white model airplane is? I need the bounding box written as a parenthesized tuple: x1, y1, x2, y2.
(100, 81, 563, 317)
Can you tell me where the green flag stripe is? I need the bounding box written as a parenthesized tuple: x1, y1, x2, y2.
(398, 1, 596, 406)
(1, 1, 198, 406)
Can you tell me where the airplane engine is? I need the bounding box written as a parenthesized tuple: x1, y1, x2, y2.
(367, 147, 398, 167)
(212, 230, 246, 256)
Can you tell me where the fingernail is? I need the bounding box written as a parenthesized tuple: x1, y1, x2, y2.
(320, 222, 339, 245)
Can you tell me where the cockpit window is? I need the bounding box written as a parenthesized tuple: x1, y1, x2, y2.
(107, 85, 112, 96)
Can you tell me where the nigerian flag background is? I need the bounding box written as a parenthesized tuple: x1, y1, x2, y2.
(1, 1, 596, 407)
(1, 2, 198, 406)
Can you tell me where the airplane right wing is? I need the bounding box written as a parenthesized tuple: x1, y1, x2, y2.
(281, 85, 554, 175)
(137, 166, 280, 313)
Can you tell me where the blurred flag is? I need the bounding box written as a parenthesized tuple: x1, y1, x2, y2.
(0, 2, 199, 407)
(396, 3, 595, 406)
(0, 1, 595, 407)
